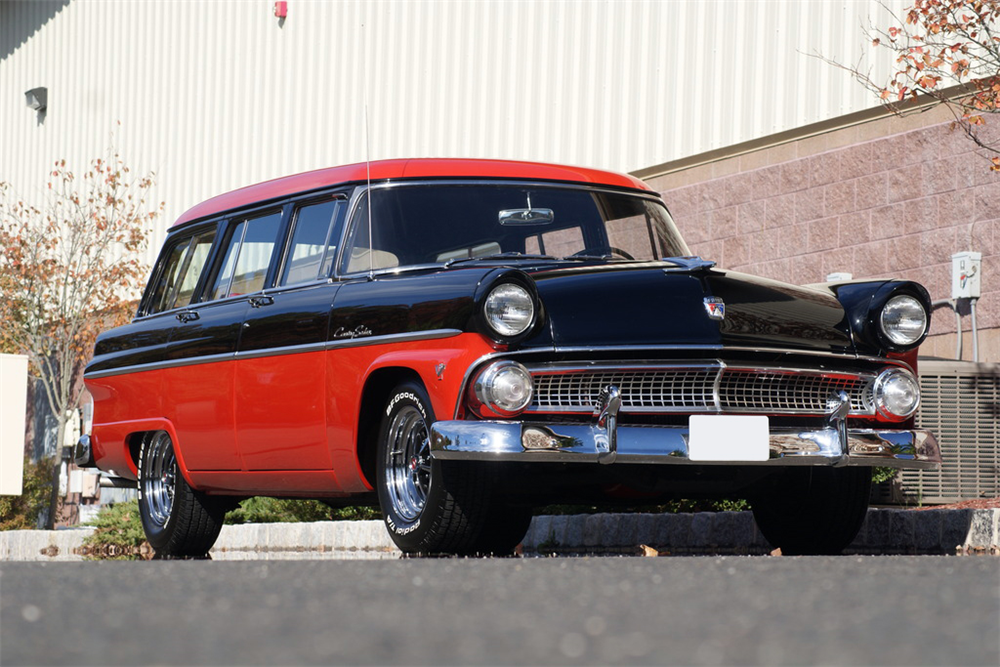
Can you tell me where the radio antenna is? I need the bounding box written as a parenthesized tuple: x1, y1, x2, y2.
(363, 9, 374, 280)
(365, 104, 373, 280)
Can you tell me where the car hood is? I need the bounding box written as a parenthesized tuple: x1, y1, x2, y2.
(524, 262, 854, 354)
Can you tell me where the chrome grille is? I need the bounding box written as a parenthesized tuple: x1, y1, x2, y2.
(527, 364, 875, 415)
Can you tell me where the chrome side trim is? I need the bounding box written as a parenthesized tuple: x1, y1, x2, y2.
(84, 351, 237, 380)
(85, 329, 464, 379)
(429, 420, 942, 469)
(323, 328, 462, 351)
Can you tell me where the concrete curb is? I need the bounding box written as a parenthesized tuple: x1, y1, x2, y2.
(2, 509, 997, 561)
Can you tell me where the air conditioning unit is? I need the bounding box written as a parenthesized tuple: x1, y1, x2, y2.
(877, 359, 1000, 505)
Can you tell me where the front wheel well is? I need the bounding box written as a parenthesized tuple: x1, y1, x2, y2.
(356, 368, 424, 489)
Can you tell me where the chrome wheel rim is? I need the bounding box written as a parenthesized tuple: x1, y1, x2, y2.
(385, 404, 432, 522)
(142, 432, 176, 528)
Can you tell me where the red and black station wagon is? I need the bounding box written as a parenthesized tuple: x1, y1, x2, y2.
(77, 158, 940, 556)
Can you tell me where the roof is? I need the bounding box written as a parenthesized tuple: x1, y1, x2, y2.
(171, 158, 653, 228)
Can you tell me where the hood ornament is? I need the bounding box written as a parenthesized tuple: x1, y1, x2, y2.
(703, 296, 725, 321)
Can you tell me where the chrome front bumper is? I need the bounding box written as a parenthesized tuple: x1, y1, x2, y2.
(429, 420, 941, 468)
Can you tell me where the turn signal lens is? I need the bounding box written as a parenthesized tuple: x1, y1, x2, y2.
(879, 294, 928, 347)
(484, 283, 535, 338)
(873, 368, 920, 420)
(473, 361, 534, 417)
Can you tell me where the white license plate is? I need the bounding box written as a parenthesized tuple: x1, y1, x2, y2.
(688, 415, 770, 462)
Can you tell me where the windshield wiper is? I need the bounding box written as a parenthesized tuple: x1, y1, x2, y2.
(444, 252, 556, 268)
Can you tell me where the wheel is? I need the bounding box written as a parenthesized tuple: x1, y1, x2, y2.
(375, 381, 528, 555)
(751, 467, 872, 555)
(137, 430, 225, 558)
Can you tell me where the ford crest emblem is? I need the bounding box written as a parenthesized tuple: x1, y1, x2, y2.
(703, 297, 725, 321)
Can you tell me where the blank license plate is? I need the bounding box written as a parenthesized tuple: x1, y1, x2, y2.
(688, 415, 770, 462)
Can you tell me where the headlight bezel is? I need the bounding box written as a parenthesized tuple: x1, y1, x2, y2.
(872, 367, 921, 421)
(477, 273, 540, 345)
(878, 293, 929, 349)
(469, 360, 535, 418)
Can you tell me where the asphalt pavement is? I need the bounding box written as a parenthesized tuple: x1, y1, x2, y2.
(1, 557, 997, 666)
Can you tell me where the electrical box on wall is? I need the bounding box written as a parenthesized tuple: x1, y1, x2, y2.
(951, 251, 982, 299)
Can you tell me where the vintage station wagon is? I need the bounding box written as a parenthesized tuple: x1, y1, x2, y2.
(77, 158, 940, 556)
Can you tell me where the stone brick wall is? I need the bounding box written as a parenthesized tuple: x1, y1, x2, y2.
(645, 106, 998, 362)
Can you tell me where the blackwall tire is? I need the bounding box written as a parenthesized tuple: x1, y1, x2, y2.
(751, 467, 872, 556)
(137, 431, 225, 558)
(376, 382, 502, 555)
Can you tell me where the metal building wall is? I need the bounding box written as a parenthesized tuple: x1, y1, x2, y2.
(1, 0, 906, 260)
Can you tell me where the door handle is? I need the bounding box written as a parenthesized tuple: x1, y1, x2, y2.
(175, 310, 200, 323)
(248, 295, 274, 308)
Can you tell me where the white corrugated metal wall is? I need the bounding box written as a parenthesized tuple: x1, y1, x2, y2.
(1, 0, 905, 260)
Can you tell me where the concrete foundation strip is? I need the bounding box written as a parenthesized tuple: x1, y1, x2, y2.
(2, 509, 997, 561)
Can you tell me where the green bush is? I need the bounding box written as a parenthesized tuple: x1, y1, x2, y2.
(81, 499, 149, 560)
(536, 498, 750, 516)
(224, 497, 379, 524)
(0, 456, 54, 530)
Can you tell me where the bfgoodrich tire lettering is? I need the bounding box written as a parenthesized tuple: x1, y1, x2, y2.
(376, 381, 527, 555)
(137, 430, 225, 557)
(751, 467, 872, 556)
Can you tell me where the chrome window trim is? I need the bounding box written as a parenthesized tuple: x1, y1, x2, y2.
(84, 329, 463, 380)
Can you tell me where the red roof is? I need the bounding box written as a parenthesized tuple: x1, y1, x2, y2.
(172, 158, 652, 228)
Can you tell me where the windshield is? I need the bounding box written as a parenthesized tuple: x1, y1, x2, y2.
(340, 183, 689, 273)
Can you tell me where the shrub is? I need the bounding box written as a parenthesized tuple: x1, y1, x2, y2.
(0, 456, 54, 530)
(81, 499, 149, 560)
(224, 497, 379, 524)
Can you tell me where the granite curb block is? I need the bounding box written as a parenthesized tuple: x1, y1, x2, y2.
(1, 510, 997, 561)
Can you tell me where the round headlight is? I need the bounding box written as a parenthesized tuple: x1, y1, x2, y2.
(473, 361, 534, 416)
(873, 368, 920, 420)
(484, 283, 535, 338)
(879, 294, 927, 347)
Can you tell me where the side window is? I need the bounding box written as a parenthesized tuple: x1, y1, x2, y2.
(209, 211, 282, 300)
(279, 199, 344, 286)
(145, 228, 217, 315)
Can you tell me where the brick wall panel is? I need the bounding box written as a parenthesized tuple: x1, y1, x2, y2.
(820, 247, 855, 280)
(824, 180, 858, 217)
(937, 188, 977, 228)
(888, 164, 924, 203)
(723, 235, 751, 268)
(738, 200, 767, 236)
(724, 173, 753, 209)
(709, 207, 739, 240)
(765, 193, 797, 228)
(658, 117, 998, 358)
(871, 134, 908, 174)
(750, 164, 782, 201)
(889, 234, 923, 271)
(779, 160, 810, 194)
(807, 217, 839, 254)
(925, 158, 958, 196)
(795, 188, 826, 222)
(856, 172, 889, 210)
(919, 227, 958, 266)
(973, 182, 1000, 223)
(838, 211, 872, 246)
(854, 240, 890, 276)
(838, 143, 874, 181)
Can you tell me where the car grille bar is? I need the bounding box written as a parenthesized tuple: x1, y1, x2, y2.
(526, 363, 876, 416)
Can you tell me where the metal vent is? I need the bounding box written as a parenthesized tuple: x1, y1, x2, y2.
(892, 359, 1000, 504)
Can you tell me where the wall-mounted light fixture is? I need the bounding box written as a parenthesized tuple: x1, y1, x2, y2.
(25, 87, 47, 112)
